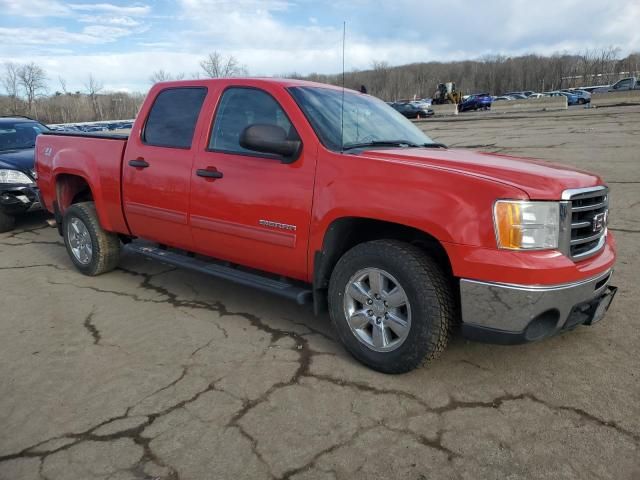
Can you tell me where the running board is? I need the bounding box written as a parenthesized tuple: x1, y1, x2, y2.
(126, 243, 313, 305)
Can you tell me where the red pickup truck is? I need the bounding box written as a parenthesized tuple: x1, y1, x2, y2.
(35, 79, 617, 373)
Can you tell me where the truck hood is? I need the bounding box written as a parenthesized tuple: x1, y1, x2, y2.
(0, 148, 35, 172)
(358, 147, 603, 199)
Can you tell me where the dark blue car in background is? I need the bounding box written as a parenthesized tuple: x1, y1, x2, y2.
(458, 93, 492, 112)
(0, 116, 49, 232)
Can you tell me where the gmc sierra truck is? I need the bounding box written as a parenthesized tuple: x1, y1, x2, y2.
(35, 79, 617, 373)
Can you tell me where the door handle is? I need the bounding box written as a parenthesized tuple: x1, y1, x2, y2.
(196, 168, 223, 179)
(128, 159, 150, 168)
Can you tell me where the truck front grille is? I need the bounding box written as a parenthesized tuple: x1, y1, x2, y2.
(563, 187, 608, 260)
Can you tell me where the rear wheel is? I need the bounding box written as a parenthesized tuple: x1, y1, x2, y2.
(328, 240, 454, 373)
(0, 210, 15, 233)
(63, 202, 121, 276)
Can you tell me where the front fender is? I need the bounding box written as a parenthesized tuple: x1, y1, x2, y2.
(309, 153, 528, 256)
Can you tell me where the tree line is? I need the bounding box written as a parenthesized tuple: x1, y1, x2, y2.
(0, 52, 247, 124)
(298, 48, 640, 101)
(1, 48, 638, 124)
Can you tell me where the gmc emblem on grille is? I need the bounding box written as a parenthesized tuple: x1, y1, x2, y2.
(592, 212, 606, 232)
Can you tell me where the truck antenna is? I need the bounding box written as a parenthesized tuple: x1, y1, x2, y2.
(340, 21, 346, 153)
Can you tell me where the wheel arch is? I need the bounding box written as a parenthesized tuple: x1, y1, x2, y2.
(55, 173, 94, 212)
(312, 216, 454, 314)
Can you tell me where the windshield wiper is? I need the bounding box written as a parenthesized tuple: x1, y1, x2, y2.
(342, 140, 448, 151)
(342, 140, 422, 151)
(421, 142, 448, 149)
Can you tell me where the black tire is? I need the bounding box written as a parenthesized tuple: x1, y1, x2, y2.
(328, 240, 454, 374)
(578, 98, 586, 105)
(62, 202, 121, 276)
(0, 210, 15, 233)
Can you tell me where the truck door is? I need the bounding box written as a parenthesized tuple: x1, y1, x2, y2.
(189, 85, 317, 281)
(122, 87, 207, 250)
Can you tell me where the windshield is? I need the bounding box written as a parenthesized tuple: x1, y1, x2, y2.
(0, 121, 48, 151)
(288, 86, 435, 151)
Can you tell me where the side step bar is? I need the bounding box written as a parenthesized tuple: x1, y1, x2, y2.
(125, 243, 313, 305)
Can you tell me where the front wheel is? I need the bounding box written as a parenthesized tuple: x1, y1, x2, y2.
(328, 240, 455, 373)
(63, 202, 121, 276)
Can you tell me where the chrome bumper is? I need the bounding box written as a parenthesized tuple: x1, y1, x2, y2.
(460, 269, 615, 344)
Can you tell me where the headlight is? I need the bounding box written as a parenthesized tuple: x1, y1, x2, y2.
(0, 169, 34, 185)
(494, 200, 560, 250)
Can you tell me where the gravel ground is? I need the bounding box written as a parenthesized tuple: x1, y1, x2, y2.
(1, 105, 638, 480)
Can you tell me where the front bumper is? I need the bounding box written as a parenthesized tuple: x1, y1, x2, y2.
(460, 268, 616, 344)
(0, 184, 41, 215)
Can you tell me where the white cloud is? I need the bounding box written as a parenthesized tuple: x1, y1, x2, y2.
(179, 0, 291, 14)
(77, 15, 142, 27)
(0, 51, 202, 92)
(67, 3, 151, 16)
(1, 0, 639, 94)
(0, 0, 69, 16)
(0, 25, 137, 45)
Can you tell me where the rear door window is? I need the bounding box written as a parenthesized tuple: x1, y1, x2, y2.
(143, 87, 207, 149)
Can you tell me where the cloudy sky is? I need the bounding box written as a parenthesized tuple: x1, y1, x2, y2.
(1, 0, 638, 92)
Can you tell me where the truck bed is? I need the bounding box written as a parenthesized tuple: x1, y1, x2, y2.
(36, 130, 130, 234)
(42, 131, 129, 140)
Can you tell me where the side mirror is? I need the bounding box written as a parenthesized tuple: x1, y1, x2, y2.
(239, 124, 302, 163)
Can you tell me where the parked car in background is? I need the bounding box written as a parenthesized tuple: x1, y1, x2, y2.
(567, 89, 591, 104)
(593, 77, 640, 94)
(527, 93, 544, 99)
(505, 91, 534, 98)
(0, 116, 49, 232)
(493, 96, 514, 101)
(545, 91, 579, 106)
(458, 93, 492, 111)
(391, 102, 433, 119)
(410, 100, 432, 111)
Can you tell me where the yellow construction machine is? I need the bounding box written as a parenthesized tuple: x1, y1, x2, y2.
(432, 82, 462, 105)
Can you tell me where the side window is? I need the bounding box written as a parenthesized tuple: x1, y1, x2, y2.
(209, 88, 295, 155)
(614, 79, 630, 90)
(143, 87, 207, 149)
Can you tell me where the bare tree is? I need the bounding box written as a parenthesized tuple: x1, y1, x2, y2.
(58, 76, 69, 95)
(2, 62, 22, 113)
(149, 69, 172, 84)
(85, 74, 104, 121)
(200, 52, 247, 78)
(17, 62, 47, 115)
(149, 70, 186, 84)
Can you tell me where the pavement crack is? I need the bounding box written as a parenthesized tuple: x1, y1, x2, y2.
(278, 425, 378, 480)
(307, 374, 432, 410)
(228, 424, 277, 480)
(458, 359, 492, 372)
(0, 263, 66, 271)
(1, 224, 49, 239)
(432, 392, 640, 443)
(383, 425, 459, 461)
(0, 239, 64, 247)
(83, 308, 101, 345)
(143, 366, 190, 402)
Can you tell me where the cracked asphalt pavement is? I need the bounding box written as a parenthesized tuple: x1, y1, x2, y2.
(1, 106, 639, 480)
